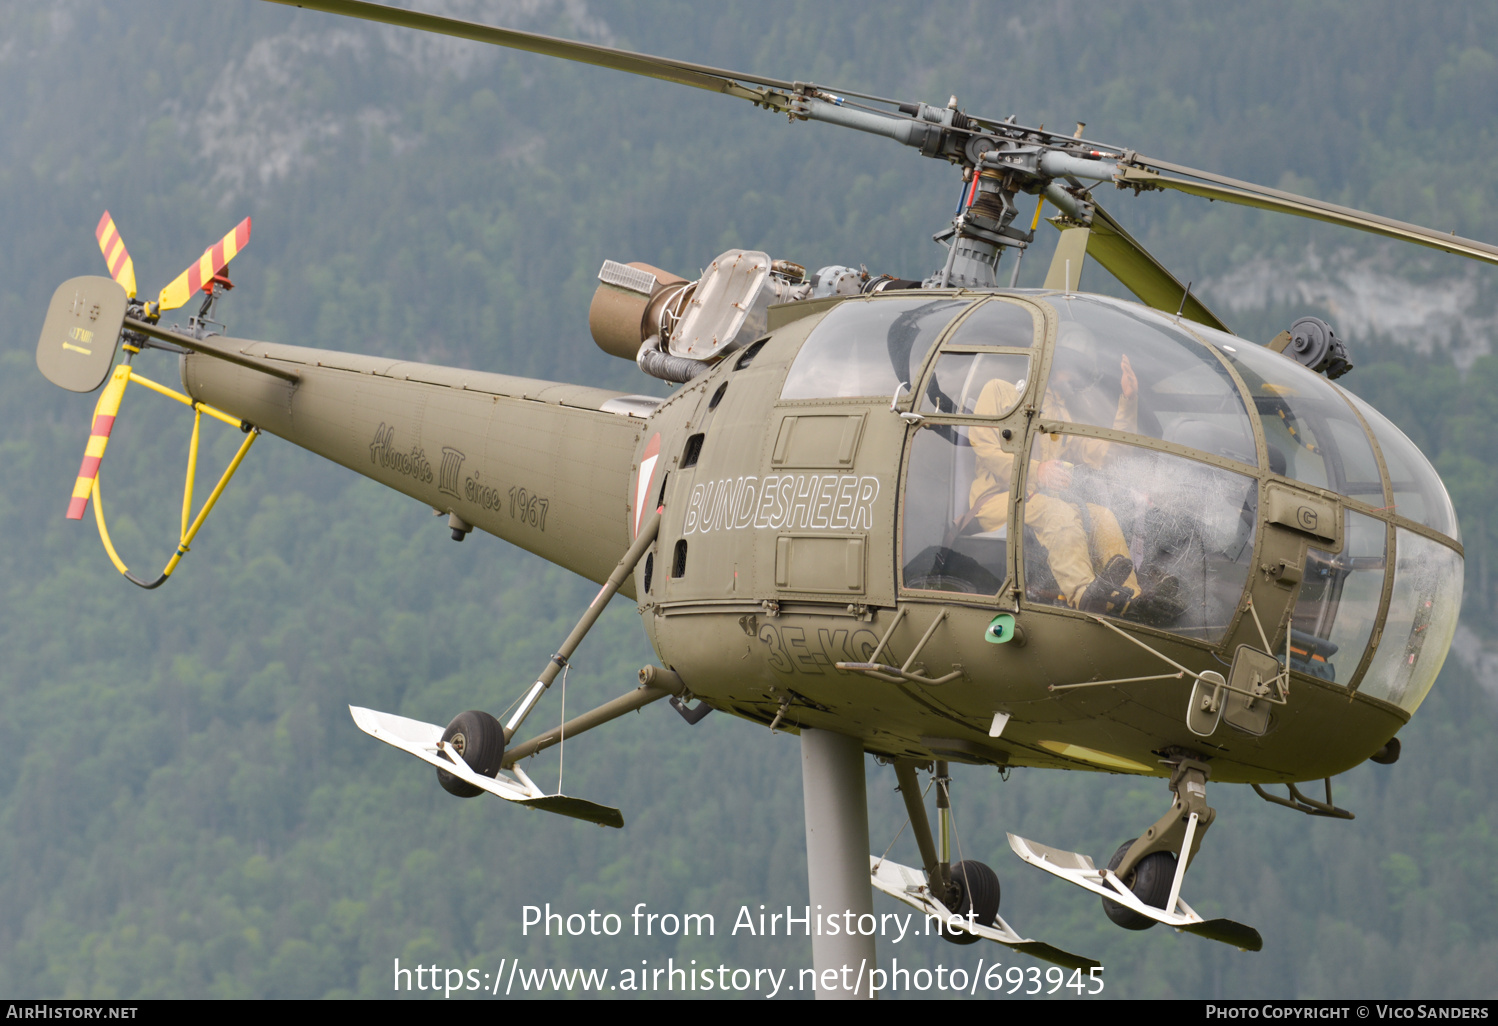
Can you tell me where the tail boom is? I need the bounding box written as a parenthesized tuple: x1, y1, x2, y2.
(180, 340, 646, 591)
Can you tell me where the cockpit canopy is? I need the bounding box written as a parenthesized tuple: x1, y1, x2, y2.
(779, 292, 1461, 714)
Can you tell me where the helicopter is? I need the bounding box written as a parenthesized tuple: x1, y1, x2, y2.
(32, 0, 1494, 994)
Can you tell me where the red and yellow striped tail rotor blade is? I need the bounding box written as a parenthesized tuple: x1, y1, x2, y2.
(156, 216, 252, 313)
(66, 364, 133, 520)
(95, 211, 137, 299)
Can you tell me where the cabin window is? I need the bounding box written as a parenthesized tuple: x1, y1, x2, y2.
(915, 299, 1037, 416)
(1290, 510, 1386, 685)
(1202, 326, 1382, 503)
(943, 298, 1038, 348)
(901, 425, 1011, 595)
(1043, 298, 1257, 468)
(1020, 433, 1257, 643)
(1358, 528, 1462, 713)
(1342, 390, 1459, 539)
(919, 353, 1030, 417)
(780, 298, 971, 400)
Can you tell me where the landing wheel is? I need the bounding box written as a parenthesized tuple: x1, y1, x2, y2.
(1102, 839, 1175, 930)
(938, 860, 1001, 946)
(437, 710, 506, 798)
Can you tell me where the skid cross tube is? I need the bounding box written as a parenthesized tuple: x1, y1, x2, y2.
(503, 507, 663, 741)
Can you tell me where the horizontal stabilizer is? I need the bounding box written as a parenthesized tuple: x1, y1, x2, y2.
(869, 856, 1099, 970)
(1007, 833, 1262, 951)
(349, 705, 624, 827)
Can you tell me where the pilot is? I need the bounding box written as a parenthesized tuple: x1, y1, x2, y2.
(966, 322, 1144, 614)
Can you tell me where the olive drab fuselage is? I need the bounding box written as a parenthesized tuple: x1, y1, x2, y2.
(629, 290, 1460, 785)
(184, 288, 1462, 786)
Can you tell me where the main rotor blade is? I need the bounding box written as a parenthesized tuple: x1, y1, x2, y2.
(264, 0, 797, 109)
(1121, 160, 1498, 267)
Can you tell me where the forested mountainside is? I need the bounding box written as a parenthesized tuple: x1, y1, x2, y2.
(2, 1, 1496, 998)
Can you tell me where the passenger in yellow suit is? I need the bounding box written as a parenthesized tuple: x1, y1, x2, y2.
(968, 328, 1142, 612)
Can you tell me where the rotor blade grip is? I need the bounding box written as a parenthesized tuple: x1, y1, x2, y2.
(1038, 151, 1118, 182)
(799, 98, 929, 148)
(1043, 181, 1089, 220)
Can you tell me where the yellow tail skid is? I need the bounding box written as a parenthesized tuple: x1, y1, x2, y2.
(76, 366, 258, 590)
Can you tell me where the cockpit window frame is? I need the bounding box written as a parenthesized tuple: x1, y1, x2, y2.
(875, 291, 1462, 702)
(893, 297, 1051, 604)
(777, 295, 977, 405)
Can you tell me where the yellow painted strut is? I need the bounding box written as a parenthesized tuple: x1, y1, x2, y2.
(84, 369, 258, 590)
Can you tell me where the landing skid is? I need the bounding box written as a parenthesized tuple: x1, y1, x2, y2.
(350, 705, 624, 828)
(1007, 834, 1261, 950)
(870, 856, 1100, 970)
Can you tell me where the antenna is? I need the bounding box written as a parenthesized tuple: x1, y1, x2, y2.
(1176, 281, 1193, 318)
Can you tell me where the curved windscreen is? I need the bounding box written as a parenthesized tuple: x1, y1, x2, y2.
(1358, 528, 1463, 713)
(781, 298, 971, 400)
(944, 299, 1038, 348)
(1196, 327, 1383, 505)
(1291, 510, 1387, 686)
(1341, 390, 1459, 540)
(1023, 432, 1257, 642)
(1043, 298, 1257, 467)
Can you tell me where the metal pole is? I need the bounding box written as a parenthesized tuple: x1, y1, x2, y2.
(935, 760, 952, 872)
(501, 683, 672, 767)
(503, 508, 662, 739)
(800, 728, 877, 1000)
(893, 761, 944, 893)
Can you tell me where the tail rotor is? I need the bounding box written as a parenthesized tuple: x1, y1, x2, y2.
(41, 212, 261, 587)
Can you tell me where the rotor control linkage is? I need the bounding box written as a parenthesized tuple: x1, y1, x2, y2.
(502, 507, 664, 742)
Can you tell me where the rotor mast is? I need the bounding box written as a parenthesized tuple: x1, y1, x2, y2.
(792, 88, 1123, 287)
